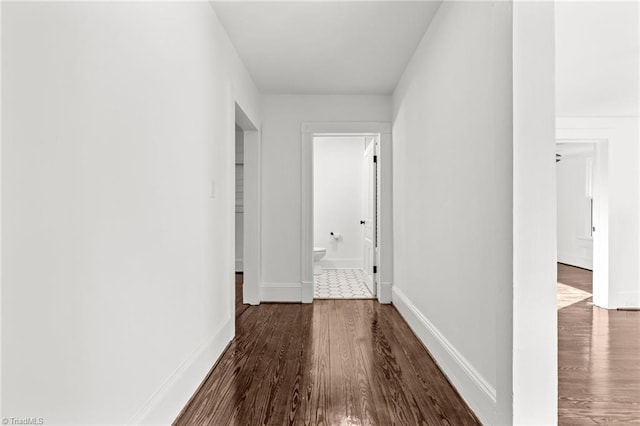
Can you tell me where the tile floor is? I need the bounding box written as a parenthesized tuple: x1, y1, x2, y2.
(314, 268, 374, 299)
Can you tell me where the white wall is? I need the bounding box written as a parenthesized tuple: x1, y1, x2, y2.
(556, 1, 639, 117)
(1, 2, 260, 424)
(313, 136, 364, 269)
(0, 2, 4, 418)
(261, 95, 390, 298)
(513, 3, 557, 424)
(391, 3, 514, 424)
(557, 150, 594, 270)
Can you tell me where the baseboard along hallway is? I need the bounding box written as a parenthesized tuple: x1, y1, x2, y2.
(173, 274, 480, 425)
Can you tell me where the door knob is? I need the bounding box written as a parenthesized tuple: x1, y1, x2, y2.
(360, 220, 365, 225)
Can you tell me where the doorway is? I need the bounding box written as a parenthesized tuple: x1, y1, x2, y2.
(555, 138, 609, 308)
(234, 103, 260, 310)
(300, 122, 393, 304)
(556, 142, 595, 271)
(312, 135, 377, 299)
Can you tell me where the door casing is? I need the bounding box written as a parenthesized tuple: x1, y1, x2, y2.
(362, 136, 378, 296)
(301, 122, 392, 303)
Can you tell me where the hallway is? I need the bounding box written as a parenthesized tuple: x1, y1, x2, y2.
(558, 264, 640, 424)
(174, 275, 479, 425)
(3, 2, 637, 424)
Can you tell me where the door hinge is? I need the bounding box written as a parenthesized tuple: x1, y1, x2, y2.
(373, 265, 377, 274)
(373, 155, 377, 163)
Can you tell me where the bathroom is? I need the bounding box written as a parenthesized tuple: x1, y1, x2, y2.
(313, 135, 376, 299)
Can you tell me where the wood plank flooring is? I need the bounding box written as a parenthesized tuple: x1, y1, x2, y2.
(175, 274, 479, 425)
(235, 273, 249, 318)
(558, 263, 640, 424)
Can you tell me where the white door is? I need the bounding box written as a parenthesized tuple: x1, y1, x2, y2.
(362, 137, 377, 296)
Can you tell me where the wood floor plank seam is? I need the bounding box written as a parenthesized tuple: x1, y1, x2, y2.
(338, 301, 380, 425)
(179, 268, 640, 425)
(558, 263, 640, 425)
(174, 278, 483, 425)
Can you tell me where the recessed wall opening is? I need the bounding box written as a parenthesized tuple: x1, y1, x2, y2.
(301, 122, 392, 304)
(234, 124, 246, 318)
(234, 103, 260, 311)
(312, 135, 378, 299)
(235, 125, 245, 275)
(555, 139, 609, 308)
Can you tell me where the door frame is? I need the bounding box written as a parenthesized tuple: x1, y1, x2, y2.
(555, 137, 609, 308)
(234, 103, 261, 306)
(301, 122, 392, 303)
(557, 116, 640, 310)
(362, 135, 378, 296)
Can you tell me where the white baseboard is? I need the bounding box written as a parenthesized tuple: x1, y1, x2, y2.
(235, 259, 243, 272)
(392, 286, 495, 425)
(613, 291, 640, 309)
(127, 318, 234, 425)
(301, 280, 314, 304)
(260, 283, 301, 302)
(378, 281, 392, 304)
(319, 258, 363, 269)
(558, 252, 592, 270)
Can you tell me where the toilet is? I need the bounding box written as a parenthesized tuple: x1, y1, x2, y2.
(313, 247, 326, 275)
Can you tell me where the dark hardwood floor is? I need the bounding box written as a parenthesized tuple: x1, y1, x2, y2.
(175, 274, 479, 425)
(558, 263, 640, 424)
(235, 273, 249, 318)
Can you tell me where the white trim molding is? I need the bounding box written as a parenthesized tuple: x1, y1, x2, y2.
(301, 122, 393, 304)
(261, 283, 302, 302)
(301, 280, 314, 303)
(557, 116, 640, 309)
(392, 286, 496, 425)
(127, 318, 234, 425)
(319, 258, 363, 269)
(235, 102, 261, 306)
(378, 282, 393, 304)
(557, 252, 592, 271)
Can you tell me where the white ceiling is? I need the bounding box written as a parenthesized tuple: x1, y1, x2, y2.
(211, 1, 442, 94)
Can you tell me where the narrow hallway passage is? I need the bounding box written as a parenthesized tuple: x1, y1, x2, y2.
(558, 264, 640, 424)
(174, 274, 479, 425)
